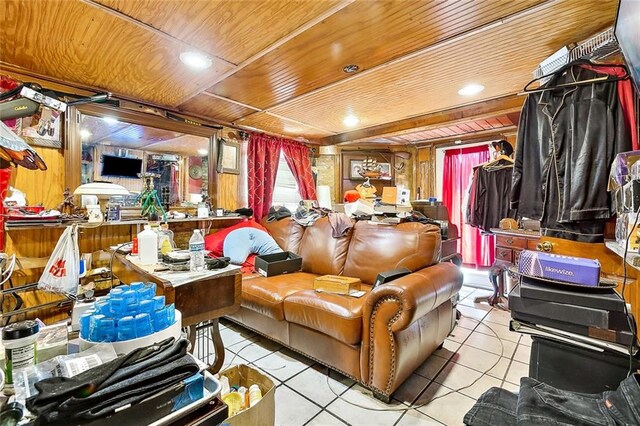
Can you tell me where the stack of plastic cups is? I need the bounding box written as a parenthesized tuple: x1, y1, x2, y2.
(80, 282, 175, 342)
(117, 316, 136, 341)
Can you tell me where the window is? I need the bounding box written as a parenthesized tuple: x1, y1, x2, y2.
(272, 152, 301, 210)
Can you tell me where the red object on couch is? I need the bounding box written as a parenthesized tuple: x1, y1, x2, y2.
(204, 219, 267, 257)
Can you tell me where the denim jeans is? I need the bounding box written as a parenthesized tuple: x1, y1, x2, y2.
(464, 374, 640, 425)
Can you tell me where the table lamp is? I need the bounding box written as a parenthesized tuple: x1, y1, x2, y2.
(74, 182, 130, 222)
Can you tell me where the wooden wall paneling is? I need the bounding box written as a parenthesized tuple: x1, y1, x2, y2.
(217, 174, 240, 211)
(11, 146, 65, 209)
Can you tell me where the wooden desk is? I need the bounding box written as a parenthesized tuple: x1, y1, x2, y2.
(112, 254, 242, 373)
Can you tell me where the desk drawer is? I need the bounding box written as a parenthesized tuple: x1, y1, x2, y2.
(495, 248, 513, 263)
(496, 235, 527, 250)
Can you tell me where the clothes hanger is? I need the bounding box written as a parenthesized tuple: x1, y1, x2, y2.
(482, 155, 514, 170)
(519, 59, 629, 95)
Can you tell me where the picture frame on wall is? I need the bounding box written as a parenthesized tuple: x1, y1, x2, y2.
(220, 139, 240, 174)
(378, 163, 392, 180)
(350, 159, 364, 180)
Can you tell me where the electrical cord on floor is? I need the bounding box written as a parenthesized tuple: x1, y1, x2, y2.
(620, 208, 639, 377)
(325, 312, 506, 412)
(218, 336, 287, 372)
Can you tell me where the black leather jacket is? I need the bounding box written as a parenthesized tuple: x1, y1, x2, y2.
(511, 65, 630, 238)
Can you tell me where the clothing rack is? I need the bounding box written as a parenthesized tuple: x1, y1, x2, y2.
(533, 27, 619, 79)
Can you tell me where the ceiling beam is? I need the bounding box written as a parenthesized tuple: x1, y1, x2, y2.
(319, 94, 524, 145)
(413, 126, 517, 147)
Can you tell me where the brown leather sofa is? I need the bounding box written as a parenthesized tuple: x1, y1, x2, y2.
(226, 216, 463, 401)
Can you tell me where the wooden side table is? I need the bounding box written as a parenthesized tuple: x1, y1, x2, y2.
(112, 253, 242, 373)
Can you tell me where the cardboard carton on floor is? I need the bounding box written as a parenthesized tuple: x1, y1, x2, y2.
(219, 364, 275, 426)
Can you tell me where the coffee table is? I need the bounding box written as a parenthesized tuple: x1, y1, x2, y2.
(112, 253, 242, 373)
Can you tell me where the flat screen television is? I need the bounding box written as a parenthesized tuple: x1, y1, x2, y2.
(615, 0, 640, 92)
(101, 154, 142, 178)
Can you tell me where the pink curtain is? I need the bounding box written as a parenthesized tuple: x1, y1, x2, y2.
(247, 133, 282, 221)
(443, 145, 495, 268)
(281, 141, 317, 200)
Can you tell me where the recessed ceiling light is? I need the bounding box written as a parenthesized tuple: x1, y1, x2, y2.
(458, 83, 485, 96)
(454, 140, 462, 145)
(80, 129, 92, 139)
(102, 116, 118, 125)
(343, 64, 360, 74)
(198, 148, 208, 156)
(180, 51, 213, 70)
(343, 115, 360, 127)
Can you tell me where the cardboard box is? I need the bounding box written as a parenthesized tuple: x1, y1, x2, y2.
(314, 275, 361, 294)
(518, 250, 600, 286)
(255, 252, 302, 277)
(381, 187, 397, 205)
(220, 364, 276, 426)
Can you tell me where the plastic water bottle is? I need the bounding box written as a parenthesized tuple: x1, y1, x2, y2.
(189, 229, 205, 272)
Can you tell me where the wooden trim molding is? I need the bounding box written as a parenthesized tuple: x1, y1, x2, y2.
(319, 94, 524, 145)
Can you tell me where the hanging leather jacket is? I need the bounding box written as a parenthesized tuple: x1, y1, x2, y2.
(510, 65, 631, 242)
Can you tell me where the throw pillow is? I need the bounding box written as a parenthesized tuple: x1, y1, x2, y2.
(223, 228, 283, 265)
(204, 219, 266, 256)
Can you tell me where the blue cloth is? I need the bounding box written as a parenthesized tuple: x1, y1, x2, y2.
(223, 228, 282, 265)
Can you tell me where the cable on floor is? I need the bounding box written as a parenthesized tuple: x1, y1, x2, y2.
(325, 312, 506, 412)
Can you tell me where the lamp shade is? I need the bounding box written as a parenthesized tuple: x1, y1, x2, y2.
(74, 182, 130, 197)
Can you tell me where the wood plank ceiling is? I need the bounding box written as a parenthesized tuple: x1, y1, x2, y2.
(0, 0, 620, 144)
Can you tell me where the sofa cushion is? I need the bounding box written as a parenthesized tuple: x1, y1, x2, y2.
(343, 221, 441, 284)
(283, 286, 372, 345)
(261, 218, 305, 253)
(240, 272, 317, 321)
(298, 217, 352, 276)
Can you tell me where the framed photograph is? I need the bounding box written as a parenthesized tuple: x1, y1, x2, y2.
(350, 160, 364, 180)
(378, 163, 392, 180)
(220, 139, 240, 174)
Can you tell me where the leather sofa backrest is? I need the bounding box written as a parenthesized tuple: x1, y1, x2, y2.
(298, 217, 353, 276)
(343, 221, 441, 284)
(261, 218, 305, 253)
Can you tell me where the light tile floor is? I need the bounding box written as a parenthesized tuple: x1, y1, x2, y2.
(196, 286, 532, 426)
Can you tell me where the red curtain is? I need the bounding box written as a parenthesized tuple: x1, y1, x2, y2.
(443, 145, 494, 268)
(281, 141, 317, 200)
(247, 133, 282, 221)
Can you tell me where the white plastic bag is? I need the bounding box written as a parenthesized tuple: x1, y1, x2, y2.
(38, 225, 79, 296)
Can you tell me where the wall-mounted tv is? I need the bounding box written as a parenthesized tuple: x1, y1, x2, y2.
(101, 154, 142, 178)
(615, 0, 640, 92)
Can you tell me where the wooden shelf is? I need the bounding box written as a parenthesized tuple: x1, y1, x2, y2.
(4, 216, 245, 232)
(605, 240, 640, 271)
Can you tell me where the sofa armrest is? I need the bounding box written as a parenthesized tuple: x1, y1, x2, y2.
(364, 263, 462, 331)
(360, 262, 463, 397)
